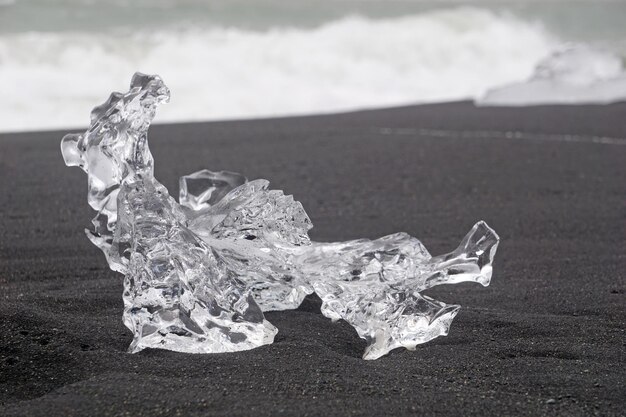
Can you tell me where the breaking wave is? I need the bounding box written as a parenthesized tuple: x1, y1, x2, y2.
(478, 45, 626, 106)
(0, 8, 558, 132)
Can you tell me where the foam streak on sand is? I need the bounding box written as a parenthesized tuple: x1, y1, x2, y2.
(0, 8, 556, 132)
(379, 127, 626, 146)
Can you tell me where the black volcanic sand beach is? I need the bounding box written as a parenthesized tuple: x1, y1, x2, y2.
(1, 102, 625, 416)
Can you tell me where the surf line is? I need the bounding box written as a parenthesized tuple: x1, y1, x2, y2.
(378, 127, 626, 146)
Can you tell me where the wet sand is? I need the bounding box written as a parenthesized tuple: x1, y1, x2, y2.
(0, 102, 624, 416)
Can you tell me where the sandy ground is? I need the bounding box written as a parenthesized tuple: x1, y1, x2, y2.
(0, 102, 624, 416)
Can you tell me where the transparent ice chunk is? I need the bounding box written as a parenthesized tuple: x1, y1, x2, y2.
(61, 74, 277, 353)
(62, 72, 499, 359)
(294, 222, 498, 359)
(185, 178, 315, 312)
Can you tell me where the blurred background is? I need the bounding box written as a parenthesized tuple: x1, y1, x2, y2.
(1, 0, 625, 132)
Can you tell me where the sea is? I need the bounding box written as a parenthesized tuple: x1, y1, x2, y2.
(1, 0, 625, 132)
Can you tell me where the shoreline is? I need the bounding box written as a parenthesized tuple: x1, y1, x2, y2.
(3, 99, 626, 138)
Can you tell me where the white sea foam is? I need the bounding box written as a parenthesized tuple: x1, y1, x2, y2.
(478, 45, 626, 106)
(0, 8, 557, 132)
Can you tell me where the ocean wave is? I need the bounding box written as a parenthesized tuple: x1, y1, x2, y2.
(478, 45, 626, 105)
(0, 8, 557, 132)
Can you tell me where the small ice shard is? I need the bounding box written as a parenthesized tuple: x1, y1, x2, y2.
(478, 46, 626, 106)
(179, 169, 247, 210)
(62, 72, 500, 359)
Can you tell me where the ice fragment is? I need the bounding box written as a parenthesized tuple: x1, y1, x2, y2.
(62, 73, 499, 359)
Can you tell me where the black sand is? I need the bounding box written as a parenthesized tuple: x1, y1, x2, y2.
(0, 102, 624, 416)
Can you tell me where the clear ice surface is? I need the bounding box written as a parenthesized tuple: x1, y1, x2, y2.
(62, 73, 499, 359)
